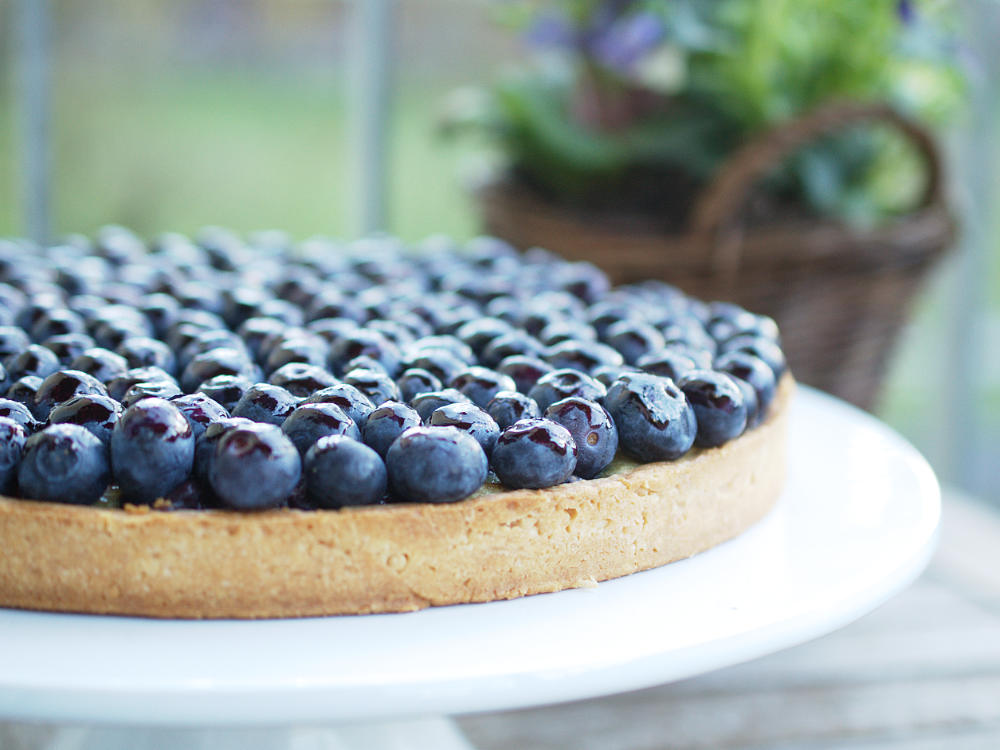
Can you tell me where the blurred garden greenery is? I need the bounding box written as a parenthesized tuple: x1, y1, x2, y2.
(444, 0, 965, 225)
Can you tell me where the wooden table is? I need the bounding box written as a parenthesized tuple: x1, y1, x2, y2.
(459, 489, 1000, 750)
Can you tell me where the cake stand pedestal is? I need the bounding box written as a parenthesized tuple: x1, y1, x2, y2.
(0, 388, 941, 750)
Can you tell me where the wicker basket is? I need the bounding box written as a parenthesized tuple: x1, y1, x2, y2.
(477, 101, 956, 411)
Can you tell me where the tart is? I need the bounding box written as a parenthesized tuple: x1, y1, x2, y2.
(0, 230, 794, 618)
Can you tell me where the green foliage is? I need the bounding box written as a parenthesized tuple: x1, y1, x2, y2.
(450, 0, 965, 224)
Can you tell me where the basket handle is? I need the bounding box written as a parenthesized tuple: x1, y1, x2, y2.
(689, 101, 946, 270)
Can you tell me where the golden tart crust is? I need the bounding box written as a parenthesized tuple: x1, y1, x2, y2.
(0, 378, 793, 619)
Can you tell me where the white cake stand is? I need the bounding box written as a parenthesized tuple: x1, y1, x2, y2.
(0, 387, 940, 750)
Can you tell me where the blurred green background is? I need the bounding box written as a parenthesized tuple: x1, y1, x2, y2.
(0, 0, 997, 498)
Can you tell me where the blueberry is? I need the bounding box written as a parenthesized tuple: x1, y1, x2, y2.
(265, 336, 330, 375)
(30, 308, 85, 342)
(301, 383, 375, 426)
(715, 350, 778, 423)
(0, 326, 30, 360)
(362, 400, 420, 457)
(5, 344, 60, 382)
(386, 425, 487, 503)
(18, 424, 110, 505)
(719, 335, 787, 380)
(400, 348, 468, 384)
(481, 332, 546, 368)
(194, 417, 253, 484)
(106, 366, 177, 402)
(635, 349, 699, 381)
(33, 369, 107, 419)
(231, 383, 299, 426)
(0, 398, 40, 432)
(450, 366, 517, 409)
(411, 388, 472, 423)
(304, 435, 387, 508)
(528, 369, 607, 412)
(0, 417, 28, 493)
(195, 373, 253, 412)
(342, 367, 400, 406)
(497, 355, 554, 395)
(327, 329, 401, 377)
(592, 364, 639, 388)
(170, 392, 230, 441)
(180, 347, 258, 394)
(604, 320, 666, 366)
(70, 347, 129, 383)
(455, 317, 515, 356)
(545, 397, 618, 479)
(111, 398, 195, 503)
(396, 367, 442, 403)
(156, 477, 216, 511)
(604, 372, 696, 462)
(48, 393, 122, 446)
(677, 370, 748, 448)
(6, 376, 44, 417)
(268, 362, 338, 398)
(121, 380, 183, 408)
(491, 418, 577, 489)
(281, 402, 359, 455)
(209, 422, 302, 510)
(538, 320, 597, 347)
(546, 339, 624, 373)
(44, 332, 96, 366)
(486, 390, 541, 430)
(408, 335, 474, 365)
(238, 316, 289, 363)
(116, 336, 177, 374)
(430, 402, 500, 457)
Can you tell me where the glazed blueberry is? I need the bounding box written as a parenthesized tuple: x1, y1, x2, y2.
(497, 355, 554, 395)
(592, 364, 638, 388)
(528, 369, 607, 412)
(342, 367, 400, 406)
(44, 333, 96, 366)
(106, 366, 177, 402)
(0, 417, 28, 493)
(301, 383, 375, 426)
(209, 422, 301, 510)
(180, 347, 258, 394)
(5, 344, 60, 382)
(170, 392, 230, 441)
(194, 417, 253, 483)
(238, 316, 289, 363)
(116, 336, 177, 374)
(715, 350, 778, 422)
(6, 376, 44, 417)
(719, 335, 787, 380)
(265, 336, 329, 375)
(546, 339, 624, 373)
(231, 383, 299, 426)
(408, 335, 474, 365)
(481, 332, 546, 368)
(677, 370, 748, 448)
(604, 372, 697, 462)
(491, 418, 578, 489)
(429, 402, 500, 457)
(730, 376, 760, 429)
(604, 320, 666, 366)
(450, 366, 517, 410)
(327, 329, 401, 377)
(281, 402, 359, 455)
(268, 362, 338, 398)
(304, 435, 387, 508)
(486, 390, 541, 430)
(29, 307, 85, 342)
(121, 380, 183, 408)
(386, 425, 487, 503)
(111, 398, 195, 503)
(33, 369, 107, 419)
(635, 349, 699, 381)
(411, 388, 472, 423)
(343, 354, 387, 375)
(362, 400, 420, 457)
(545, 397, 618, 479)
(48, 393, 122, 446)
(156, 478, 216, 511)
(395, 367, 442, 403)
(400, 348, 468, 384)
(455, 317, 515, 356)
(0, 398, 40, 432)
(18, 424, 110, 505)
(70, 347, 129, 383)
(0, 326, 30, 360)
(196, 373, 253, 412)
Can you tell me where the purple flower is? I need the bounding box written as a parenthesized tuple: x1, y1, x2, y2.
(897, 0, 916, 25)
(590, 11, 665, 73)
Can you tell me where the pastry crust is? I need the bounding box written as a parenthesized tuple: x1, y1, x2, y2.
(0, 378, 793, 619)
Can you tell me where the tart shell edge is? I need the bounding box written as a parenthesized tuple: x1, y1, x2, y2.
(0, 377, 794, 619)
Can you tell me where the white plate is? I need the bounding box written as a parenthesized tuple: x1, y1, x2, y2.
(0, 387, 940, 726)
